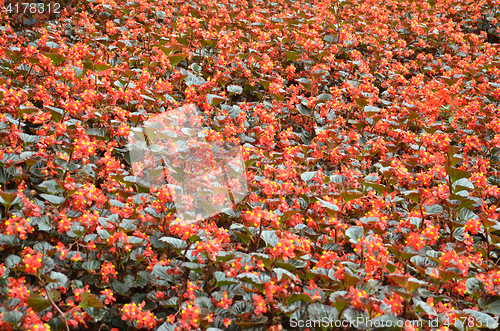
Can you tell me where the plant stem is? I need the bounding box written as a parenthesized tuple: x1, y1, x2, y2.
(39, 278, 70, 331)
(62, 148, 75, 183)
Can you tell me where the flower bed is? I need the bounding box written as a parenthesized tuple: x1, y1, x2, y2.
(1, 0, 500, 330)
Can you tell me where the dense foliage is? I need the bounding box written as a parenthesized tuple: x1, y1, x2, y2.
(1, 0, 500, 330)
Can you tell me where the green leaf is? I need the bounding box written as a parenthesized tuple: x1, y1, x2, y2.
(40, 194, 65, 205)
(463, 310, 499, 329)
(466, 277, 485, 294)
(227, 85, 243, 94)
(340, 190, 363, 202)
(0, 192, 16, 205)
(415, 299, 436, 316)
(182, 262, 204, 274)
(330, 294, 350, 313)
(2, 310, 23, 324)
(287, 293, 313, 304)
(191, 63, 202, 74)
(308, 303, 338, 322)
(158, 322, 176, 331)
(45, 106, 64, 122)
(158, 46, 172, 56)
(4, 298, 20, 308)
(452, 178, 474, 192)
(387, 274, 409, 288)
(288, 259, 307, 269)
(48, 272, 69, 287)
(301, 171, 316, 182)
(79, 292, 104, 309)
(234, 231, 251, 243)
(364, 105, 380, 116)
(354, 97, 369, 109)
(82, 260, 100, 271)
(5, 255, 21, 268)
(17, 105, 40, 115)
(111, 279, 131, 295)
(97, 229, 110, 240)
(199, 200, 219, 215)
(0, 167, 12, 184)
(94, 64, 110, 72)
(28, 294, 51, 311)
(446, 166, 471, 182)
(345, 226, 364, 244)
(297, 104, 312, 116)
(168, 54, 187, 67)
(400, 190, 421, 203)
(407, 279, 427, 292)
(86, 128, 107, 137)
(0, 234, 21, 246)
(83, 307, 105, 322)
(47, 53, 65, 65)
(286, 51, 300, 61)
(213, 271, 238, 287)
(484, 296, 500, 315)
(316, 198, 339, 212)
(49, 290, 60, 302)
(237, 272, 262, 287)
(20, 133, 39, 144)
(297, 78, 311, 90)
(152, 265, 170, 280)
(439, 269, 461, 283)
(317, 93, 333, 101)
(424, 204, 443, 215)
(206, 94, 228, 106)
(159, 237, 188, 250)
(221, 208, 240, 218)
(261, 230, 279, 247)
(274, 268, 295, 281)
(124, 274, 148, 287)
(259, 79, 270, 89)
(46, 42, 60, 49)
(194, 297, 213, 309)
(38, 180, 63, 194)
(344, 271, 362, 288)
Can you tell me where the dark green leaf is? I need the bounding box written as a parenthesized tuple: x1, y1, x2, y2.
(47, 53, 65, 65)
(463, 310, 498, 329)
(82, 260, 100, 271)
(297, 104, 312, 116)
(287, 293, 312, 304)
(168, 54, 187, 67)
(28, 294, 51, 312)
(79, 292, 104, 309)
(286, 51, 300, 61)
(228, 85, 243, 94)
(0, 234, 20, 246)
(345, 226, 364, 244)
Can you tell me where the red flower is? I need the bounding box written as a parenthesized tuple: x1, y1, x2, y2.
(464, 218, 482, 235)
(121, 302, 157, 330)
(384, 293, 404, 315)
(271, 238, 296, 261)
(23, 252, 43, 274)
(216, 291, 232, 309)
(253, 294, 267, 315)
(100, 289, 116, 305)
(101, 262, 118, 282)
(223, 318, 232, 328)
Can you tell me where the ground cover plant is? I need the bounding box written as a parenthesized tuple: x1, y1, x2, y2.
(1, 0, 500, 330)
